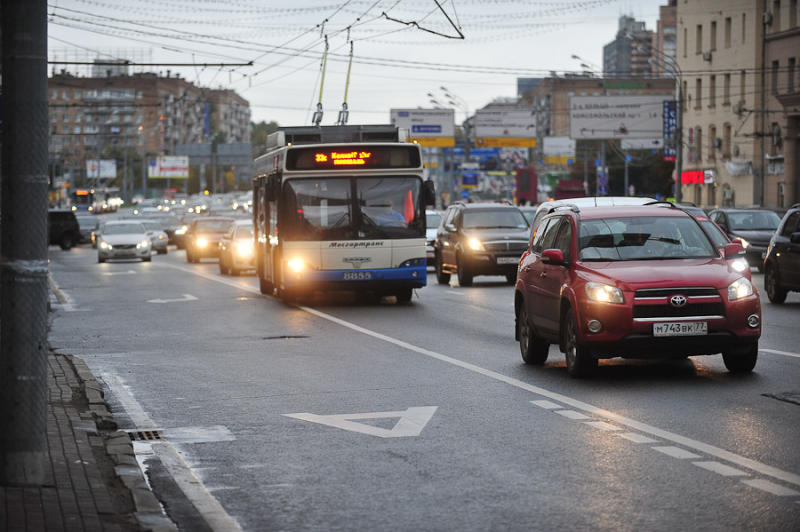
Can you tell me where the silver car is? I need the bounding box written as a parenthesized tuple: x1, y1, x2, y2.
(140, 220, 169, 255)
(218, 220, 255, 276)
(97, 221, 152, 263)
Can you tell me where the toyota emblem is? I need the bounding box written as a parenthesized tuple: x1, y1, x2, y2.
(670, 295, 687, 308)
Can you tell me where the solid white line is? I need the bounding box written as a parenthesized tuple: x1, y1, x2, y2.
(554, 410, 591, 420)
(618, 432, 659, 444)
(760, 348, 800, 359)
(653, 446, 702, 460)
(160, 260, 800, 489)
(584, 421, 622, 431)
(102, 374, 242, 532)
(692, 461, 748, 477)
(741, 479, 800, 496)
(531, 400, 562, 409)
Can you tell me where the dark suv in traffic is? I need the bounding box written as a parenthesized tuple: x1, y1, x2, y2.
(708, 208, 782, 270)
(514, 204, 761, 377)
(763, 203, 800, 303)
(48, 210, 81, 250)
(434, 202, 529, 286)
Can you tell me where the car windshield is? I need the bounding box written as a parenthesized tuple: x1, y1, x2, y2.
(103, 223, 145, 235)
(463, 210, 528, 229)
(727, 211, 781, 231)
(235, 226, 253, 239)
(141, 222, 161, 231)
(426, 212, 442, 228)
(578, 216, 716, 261)
(76, 217, 97, 229)
(195, 220, 232, 232)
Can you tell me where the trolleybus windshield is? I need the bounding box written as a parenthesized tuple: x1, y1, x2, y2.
(281, 177, 423, 241)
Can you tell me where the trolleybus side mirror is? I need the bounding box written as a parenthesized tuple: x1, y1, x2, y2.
(265, 175, 281, 201)
(422, 180, 436, 207)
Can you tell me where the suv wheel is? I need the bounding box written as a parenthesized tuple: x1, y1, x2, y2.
(395, 288, 413, 304)
(456, 253, 473, 287)
(59, 232, 74, 250)
(722, 342, 758, 373)
(764, 263, 787, 304)
(563, 309, 597, 378)
(518, 306, 548, 365)
(435, 252, 450, 285)
(506, 272, 517, 285)
(259, 276, 274, 295)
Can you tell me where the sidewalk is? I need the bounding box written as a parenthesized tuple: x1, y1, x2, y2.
(0, 349, 175, 531)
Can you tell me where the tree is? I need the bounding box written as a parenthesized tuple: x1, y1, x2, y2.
(251, 120, 280, 157)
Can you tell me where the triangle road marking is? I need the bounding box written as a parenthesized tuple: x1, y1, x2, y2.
(283, 406, 438, 438)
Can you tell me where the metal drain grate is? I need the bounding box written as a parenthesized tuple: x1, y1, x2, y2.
(262, 335, 309, 340)
(127, 429, 164, 441)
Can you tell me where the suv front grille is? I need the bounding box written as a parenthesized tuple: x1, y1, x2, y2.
(633, 302, 725, 319)
(483, 241, 528, 253)
(113, 244, 136, 250)
(634, 287, 718, 298)
(633, 286, 724, 320)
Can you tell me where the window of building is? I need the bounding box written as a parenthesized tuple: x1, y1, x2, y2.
(696, 127, 703, 161)
(725, 17, 732, 47)
(723, 123, 732, 158)
(61, 90, 68, 100)
(742, 13, 747, 43)
(723, 73, 731, 104)
(695, 78, 703, 109)
(710, 20, 717, 50)
(773, 1, 781, 32)
(772, 60, 780, 93)
(683, 80, 689, 111)
(789, 57, 796, 92)
(696, 24, 703, 54)
(73, 126, 81, 134)
(709, 125, 717, 160)
(64, 114, 70, 123)
(683, 27, 687, 57)
(50, 90, 58, 100)
(740, 70, 747, 103)
(75, 114, 82, 123)
(709, 75, 716, 107)
(791, 0, 797, 27)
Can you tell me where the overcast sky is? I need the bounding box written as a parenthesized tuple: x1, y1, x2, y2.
(47, 0, 666, 127)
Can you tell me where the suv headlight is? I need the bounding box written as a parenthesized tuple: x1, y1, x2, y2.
(585, 281, 624, 304)
(99, 241, 112, 250)
(136, 239, 150, 249)
(175, 225, 188, 235)
(728, 277, 754, 301)
(468, 237, 485, 251)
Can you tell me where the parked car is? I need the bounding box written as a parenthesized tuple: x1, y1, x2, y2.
(48, 210, 81, 250)
(96, 221, 152, 263)
(529, 196, 655, 236)
(763, 203, 800, 304)
(218, 220, 255, 276)
(139, 220, 169, 255)
(514, 204, 761, 377)
(185, 217, 235, 263)
(426, 210, 442, 265)
(75, 215, 99, 244)
(708, 208, 782, 271)
(434, 202, 530, 286)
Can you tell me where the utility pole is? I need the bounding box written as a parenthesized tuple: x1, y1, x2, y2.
(1, 0, 49, 485)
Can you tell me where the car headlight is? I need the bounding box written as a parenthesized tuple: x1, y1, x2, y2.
(99, 241, 112, 250)
(468, 237, 485, 251)
(235, 241, 253, 257)
(287, 257, 305, 273)
(728, 277, 754, 301)
(158, 234, 165, 240)
(196, 237, 208, 248)
(136, 239, 150, 249)
(585, 281, 624, 304)
(730, 258, 749, 273)
(175, 225, 188, 235)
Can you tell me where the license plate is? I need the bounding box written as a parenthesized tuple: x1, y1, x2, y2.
(343, 271, 372, 280)
(496, 257, 518, 265)
(653, 321, 708, 337)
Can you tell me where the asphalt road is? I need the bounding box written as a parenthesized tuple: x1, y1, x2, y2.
(48, 238, 800, 531)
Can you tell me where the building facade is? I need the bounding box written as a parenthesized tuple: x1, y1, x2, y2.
(603, 16, 655, 78)
(654, 1, 678, 78)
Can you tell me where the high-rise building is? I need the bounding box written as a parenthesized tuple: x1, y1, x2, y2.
(653, 1, 678, 77)
(603, 15, 655, 78)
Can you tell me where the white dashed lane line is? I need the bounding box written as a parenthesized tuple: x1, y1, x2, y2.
(531, 400, 561, 409)
(618, 432, 659, 444)
(583, 421, 622, 431)
(653, 446, 702, 460)
(693, 461, 748, 477)
(741, 479, 800, 497)
(554, 409, 591, 420)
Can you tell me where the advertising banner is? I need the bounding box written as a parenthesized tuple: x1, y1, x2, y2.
(569, 95, 665, 139)
(461, 162, 479, 190)
(662, 100, 677, 161)
(474, 109, 536, 148)
(543, 137, 576, 156)
(390, 109, 455, 147)
(148, 155, 189, 179)
(86, 159, 116, 179)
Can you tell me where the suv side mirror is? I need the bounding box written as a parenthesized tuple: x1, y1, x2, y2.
(422, 180, 436, 207)
(724, 242, 745, 258)
(790, 232, 800, 244)
(541, 248, 565, 265)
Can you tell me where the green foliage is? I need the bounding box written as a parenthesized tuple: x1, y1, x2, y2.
(251, 120, 280, 157)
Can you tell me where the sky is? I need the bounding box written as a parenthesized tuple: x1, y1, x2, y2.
(47, 0, 666, 128)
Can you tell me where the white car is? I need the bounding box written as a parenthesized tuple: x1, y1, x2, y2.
(97, 221, 152, 263)
(140, 220, 169, 255)
(426, 209, 443, 265)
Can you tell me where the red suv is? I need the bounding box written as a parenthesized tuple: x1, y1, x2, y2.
(514, 204, 761, 377)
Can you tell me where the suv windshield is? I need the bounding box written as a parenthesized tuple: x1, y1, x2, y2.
(727, 211, 781, 231)
(281, 176, 423, 241)
(578, 216, 716, 261)
(195, 220, 232, 232)
(103, 223, 145, 235)
(463, 210, 528, 229)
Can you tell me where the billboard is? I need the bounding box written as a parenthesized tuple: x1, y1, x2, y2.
(569, 95, 665, 140)
(474, 109, 536, 148)
(390, 109, 455, 147)
(621, 138, 664, 150)
(86, 159, 116, 179)
(148, 155, 189, 179)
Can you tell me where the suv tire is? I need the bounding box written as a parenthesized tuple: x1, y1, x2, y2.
(506, 272, 517, 285)
(518, 306, 548, 365)
(563, 308, 597, 378)
(456, 253, 473, 286)
(764, 264, 787, 304)
(395, 288, 413, 304)
(259, 277, 274, 295)
(59, 232, 74, 250)
(722, 342, 758, 373)
(435, 252, 450, 285)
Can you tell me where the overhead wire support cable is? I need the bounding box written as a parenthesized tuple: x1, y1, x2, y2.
(312, 36, 330, 127)
(381, 0, 465, 39)
(47, 60, 252, 67)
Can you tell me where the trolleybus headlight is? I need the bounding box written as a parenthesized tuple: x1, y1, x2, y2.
(196, 237, 208, 248)
(468, 237, 485, 251)
(287, 257, 305, 273)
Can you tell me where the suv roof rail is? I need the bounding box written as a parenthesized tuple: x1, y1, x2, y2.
(791, 203, 800, 209)
(547, 203, 580, 214)
(643, 200, 679, 209)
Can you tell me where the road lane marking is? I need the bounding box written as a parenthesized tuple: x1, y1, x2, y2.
(554, 410, 590, 420)
(692, 461, 748, 477)
(102, 373, 242, 532)
(283, 407, 437, 438)
(102, 270, 137, 276)
(618, 432, 659, 444)
(653, 446, 702, 459)
(583, 421, 622, 431)
(147, 293, 198, 304)
(741, 479, 800, 496)
(531, 400, 561, 409)
(760, 348, 800, 359)
(159, 261, 800, 490)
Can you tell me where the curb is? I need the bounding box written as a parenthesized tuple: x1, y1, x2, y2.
(64, 356, 177, 532)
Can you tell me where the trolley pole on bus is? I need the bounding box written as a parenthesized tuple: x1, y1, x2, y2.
(1, 0, 49, 485)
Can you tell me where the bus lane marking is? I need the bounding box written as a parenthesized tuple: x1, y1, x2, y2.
(283, 406, 438, 438)
(160, 261, 800, 491)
